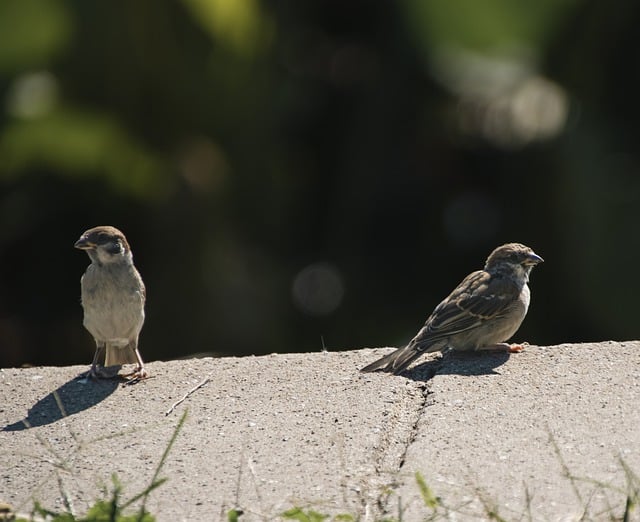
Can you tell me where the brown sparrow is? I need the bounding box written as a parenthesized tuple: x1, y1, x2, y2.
(361, 243, 543, 374)
(75, 226, 147, 381)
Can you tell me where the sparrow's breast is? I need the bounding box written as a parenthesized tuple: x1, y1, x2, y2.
(80, 264, 145, 342)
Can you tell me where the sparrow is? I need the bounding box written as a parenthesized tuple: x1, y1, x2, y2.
(75, 226, 147, 381)
(361, 243, 543, 374)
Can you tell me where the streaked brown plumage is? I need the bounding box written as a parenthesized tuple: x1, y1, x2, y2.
(361, 243, 543, 374)
(75, 226, 147, 381)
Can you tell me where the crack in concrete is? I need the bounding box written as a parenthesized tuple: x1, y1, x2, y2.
(396, 355, 443, 471)
(367, 355, 444, 519)
(397, 381, 430, 471)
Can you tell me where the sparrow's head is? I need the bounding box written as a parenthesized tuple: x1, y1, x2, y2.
(75, 226, 132, 265)
(484, 243, 543, 281)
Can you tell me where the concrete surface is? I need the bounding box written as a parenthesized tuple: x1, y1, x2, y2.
(1, 343, 639, 521)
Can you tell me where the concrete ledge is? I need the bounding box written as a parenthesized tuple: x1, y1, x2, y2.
(1, 342, 639, 521)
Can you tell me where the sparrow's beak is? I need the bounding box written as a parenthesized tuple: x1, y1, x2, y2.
(524, 252, 544, 265)
(74, 237, 95, 250)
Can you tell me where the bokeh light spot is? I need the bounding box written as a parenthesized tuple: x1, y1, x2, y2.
(6, 70, 58, 119)
(292, 263, 345, 316)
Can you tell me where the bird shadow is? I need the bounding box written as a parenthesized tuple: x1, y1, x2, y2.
(403, 350, 512, 382)
(2, 374, 119, 432)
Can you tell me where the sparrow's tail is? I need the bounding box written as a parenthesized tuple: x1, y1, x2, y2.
(360, 344, 423, 375)
(105, 344, 138, 366)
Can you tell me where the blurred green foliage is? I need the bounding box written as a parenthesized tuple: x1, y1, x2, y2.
(1, 0, 639, 368)
(0, 0, 72, 72)
(406, 0, 580, 52)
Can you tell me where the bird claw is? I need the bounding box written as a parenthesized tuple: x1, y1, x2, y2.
(78, 365, 120, 380)
(477, 342, 526, 353)
(122, 367, 148, 385)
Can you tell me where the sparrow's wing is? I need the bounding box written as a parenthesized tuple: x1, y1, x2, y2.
(410, 270, 519, 351)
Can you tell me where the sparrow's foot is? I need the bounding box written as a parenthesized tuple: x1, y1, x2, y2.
(122, 366, 148, 385)
(478, 342, 526, 353)
(78, 365, 121, 380)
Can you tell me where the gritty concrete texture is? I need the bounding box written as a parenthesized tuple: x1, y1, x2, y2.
(389, 342, 640, 521)
(1, 343, 639, 521)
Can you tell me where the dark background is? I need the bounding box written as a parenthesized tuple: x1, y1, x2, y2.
(1, 0, 638, 368)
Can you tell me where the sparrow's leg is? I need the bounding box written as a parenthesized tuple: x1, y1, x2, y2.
(91, 341, 105, 367)
(477, 342, 526, 353)
(85, 341, 117, 379)
(122, 339, 148, 384)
